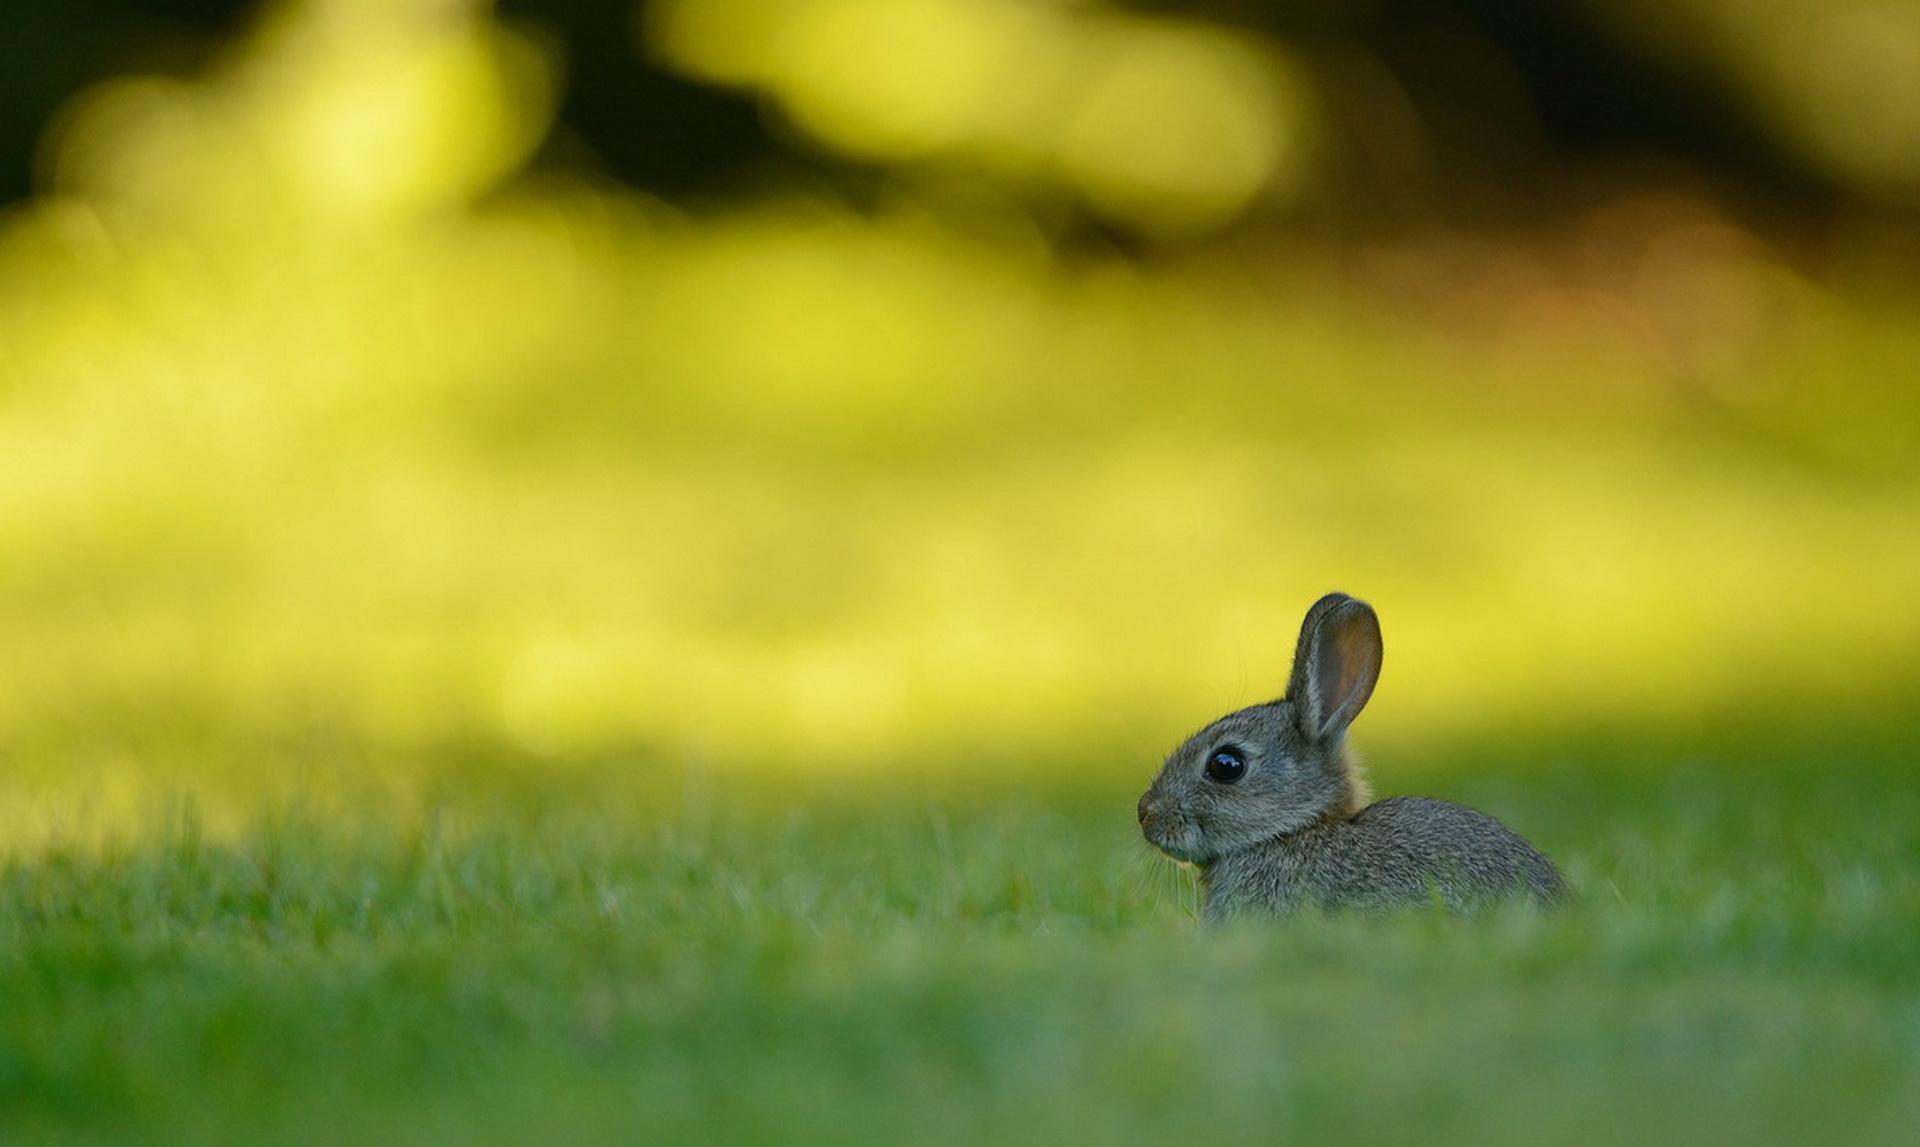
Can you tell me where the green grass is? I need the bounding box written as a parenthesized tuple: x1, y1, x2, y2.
(5, 723, 1919, 1147)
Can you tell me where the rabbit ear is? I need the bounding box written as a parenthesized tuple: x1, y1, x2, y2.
(1287, 594, 1383, 742)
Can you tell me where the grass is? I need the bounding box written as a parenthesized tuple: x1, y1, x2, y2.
(5, 721, 1919, 1147)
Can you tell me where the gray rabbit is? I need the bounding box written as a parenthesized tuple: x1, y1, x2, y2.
(1138, 593, 1567, 921)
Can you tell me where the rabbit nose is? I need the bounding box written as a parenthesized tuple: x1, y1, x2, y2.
(1136, 794, 1151, 825)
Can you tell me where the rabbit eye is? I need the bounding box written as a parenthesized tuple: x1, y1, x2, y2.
(1205, 747, 1247, 784)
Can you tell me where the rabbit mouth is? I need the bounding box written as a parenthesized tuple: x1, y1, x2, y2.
(1142, 818, 1211, 865)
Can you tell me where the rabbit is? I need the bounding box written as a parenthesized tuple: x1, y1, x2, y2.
(1137, 592, 1568, 922)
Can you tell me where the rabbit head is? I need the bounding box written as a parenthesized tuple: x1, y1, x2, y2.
(1138, 593, 1383, 865)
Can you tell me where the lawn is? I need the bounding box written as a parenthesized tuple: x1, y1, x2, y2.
(5, 718, 1919, 1147)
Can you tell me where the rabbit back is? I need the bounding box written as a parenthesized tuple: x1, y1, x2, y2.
(1202, 796, 1568, 921)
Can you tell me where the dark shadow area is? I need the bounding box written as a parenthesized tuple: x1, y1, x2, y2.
(1, 0, 1853, 232)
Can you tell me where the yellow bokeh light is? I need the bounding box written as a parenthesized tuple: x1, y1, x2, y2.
(647, 0, 1311, 235)
(774, 0, 1010, 157)
(41, 0, 554, 228)
(1604, 0, 1920, 200)
(1792, 5, 1920, 192)
(644, 0, 794, 85)
(283, 12, 555, 219)
(1057, 20, 1300, 237)
(0, 0, 1917, 817)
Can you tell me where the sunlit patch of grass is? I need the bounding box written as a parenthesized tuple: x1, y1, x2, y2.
(3, 742, 1919, 1147)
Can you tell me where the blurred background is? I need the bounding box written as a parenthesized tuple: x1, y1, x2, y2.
(3, 0, 1918, 830)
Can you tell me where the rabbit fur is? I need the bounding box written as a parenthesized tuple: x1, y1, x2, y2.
(1138, 593, 1567, 922)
